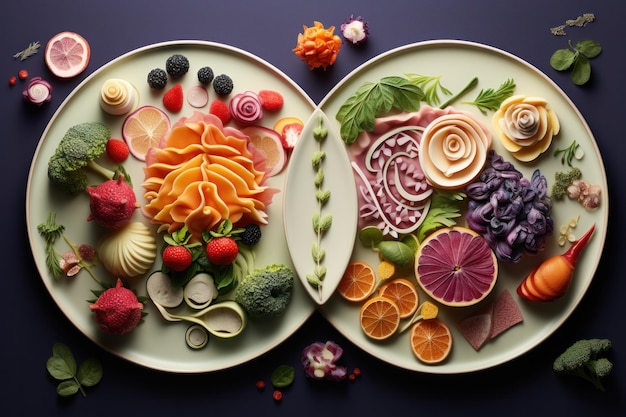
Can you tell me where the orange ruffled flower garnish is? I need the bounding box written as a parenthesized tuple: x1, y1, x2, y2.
(293, 21, 342, 71)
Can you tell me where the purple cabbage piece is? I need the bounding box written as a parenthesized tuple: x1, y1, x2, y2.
(466, 150, 553, 262)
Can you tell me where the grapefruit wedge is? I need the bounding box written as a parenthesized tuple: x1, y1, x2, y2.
(45, 32, 91, 78)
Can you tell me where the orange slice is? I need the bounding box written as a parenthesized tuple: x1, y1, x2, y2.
(45, 32, 91, 78)
(240, 126, 286, 177)
(378, 278, 419, 319)
(337, 261, 377, 302)
(359, 296, 400, 340)
(122, 106, 171, 161)
(409, 318, 452, 364)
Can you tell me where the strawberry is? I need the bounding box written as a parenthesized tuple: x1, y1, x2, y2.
(162, 245, 193, 272)
(209, 99, 231, 125)
(89, 278, 143, 335)
(106, 138, 130, 163)
(280, 123, 303, 149)
(206, 236, 239, 265)
(258, 90, 284, 112)
(163, 84, 184, 112)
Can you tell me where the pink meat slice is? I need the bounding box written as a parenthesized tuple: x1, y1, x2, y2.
(456, 310, 492, 351)
(489, 289, 523, 339)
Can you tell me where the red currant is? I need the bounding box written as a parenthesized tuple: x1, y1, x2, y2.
(18, 70, 28, 80)
(8, 76, 17, 86)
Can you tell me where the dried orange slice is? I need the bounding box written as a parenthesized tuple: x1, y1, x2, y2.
(378, 278, 419, 319)
(359, 296, 400, 340)
(122, 106, 171, 161)
(409, 318, 452, 364)
(337, 261, 377, 302)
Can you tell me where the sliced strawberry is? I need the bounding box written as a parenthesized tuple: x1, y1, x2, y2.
(209, 99, 231, 125)
(163, 84, 184, 113)
(280, 122, 303, 149)
(106, 139, 130, 163)
(258, 89, 284, 112)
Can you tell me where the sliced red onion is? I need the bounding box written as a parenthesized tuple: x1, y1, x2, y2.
(22, 77, 52, 106)
(301, 341, 347, 381)
(229, 90, 263, 124)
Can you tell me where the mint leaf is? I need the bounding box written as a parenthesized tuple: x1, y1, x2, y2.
(550, 39, 601, 85)
(57, 380, 81, 397)
(576, 40, 602, 58)
(550, 49, 576, 71)
(336, 76, 423, 144)
(46, 343, 102, 397)
(77, 358, 103, 387)
(271, 365, 295, 388)
(47, 342, 77, 379)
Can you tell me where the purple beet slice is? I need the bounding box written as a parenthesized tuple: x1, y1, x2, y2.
(415, 226, 498, 307)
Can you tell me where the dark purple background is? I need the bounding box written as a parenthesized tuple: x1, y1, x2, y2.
(2, 1, 623, 415)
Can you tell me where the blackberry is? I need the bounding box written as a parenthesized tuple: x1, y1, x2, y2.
(197, 66, 214, 84)
(213, 74, 234, 96)
(147, 68, 168, 89)
(240, 224, 262, 246)
(165, 54, 190, 78)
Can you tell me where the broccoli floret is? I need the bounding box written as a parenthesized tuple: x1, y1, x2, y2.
(553, 338, 613, 391)
(551, 167, 582, 200)
(234, 264, 294, 320)
(47, 122, 130, 194)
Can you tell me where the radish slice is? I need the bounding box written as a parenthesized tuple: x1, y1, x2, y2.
(187, 85, 209, 108)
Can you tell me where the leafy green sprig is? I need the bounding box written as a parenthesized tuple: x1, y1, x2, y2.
(405, 73, 452, 106)
(461, 78, 516, 114)
(336, 76, 424, 144)
(550, 40, 602, 85)
(307, 116, 332, 300)
(37, 212, 65, 280)
(553, 140, 582, 166)
(46, 343, 103, 397)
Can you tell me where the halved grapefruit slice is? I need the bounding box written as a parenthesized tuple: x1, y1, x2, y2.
(45, 32, 91, 78)
(415, 226, 498, 307)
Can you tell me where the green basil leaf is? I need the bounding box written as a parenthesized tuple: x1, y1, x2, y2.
(550, 49, 576, 71)
(576, 40, 602, 59)
(571, 55, 591, 85)
(271, 365, 295, 388)
(77, 358, 103, 387)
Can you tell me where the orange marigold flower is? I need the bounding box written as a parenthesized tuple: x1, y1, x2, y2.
(293, 21, 342, 71)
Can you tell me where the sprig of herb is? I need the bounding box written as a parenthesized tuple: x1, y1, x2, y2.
(553, 140, 582, 166)
(37, 212, 66, 280)
(46, 343, 103, 397)
(405, 73, 452, 106)
(461, 78, 516, 114)
(439, 77, 479, 109)
(336, 76, 424, 144)
(13, 41, 41, 61)
(416, 191, 466, 242)
(550, 40, 602, 85)
(307, 115, 332, 301)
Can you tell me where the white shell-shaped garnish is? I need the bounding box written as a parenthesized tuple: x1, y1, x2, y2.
(98, 221, 157, 278)
(100, 78, 139, 116)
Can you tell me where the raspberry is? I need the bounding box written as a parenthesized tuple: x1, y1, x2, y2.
(258, 90, 284, 112)
(213, 74, 233, 96)
(197, 66, 214, 84)
(165, 54, 190, 78)
(209, 100, 231, 125)
(147, 68, 167, 89)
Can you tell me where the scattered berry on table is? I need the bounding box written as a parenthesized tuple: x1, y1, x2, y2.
(8, 76, 17, 86)
(213, 74, 233, 96)
(165, 54, 190, 78)
(240, 224, 262, 246)
(272, 390, 283, 401)
(255, 380, 265, 390)
(209, 99, 231, 124)
(18, 69, 29, 80)
(197, 66, 214, 84)
(162, 245, 193, 272)
(258, 90, 284, 112)
(106, 138, 130, 163)
(163, 84, 184, 112)
(206, 236, 239, 265)
(147, 68, 168, 89)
